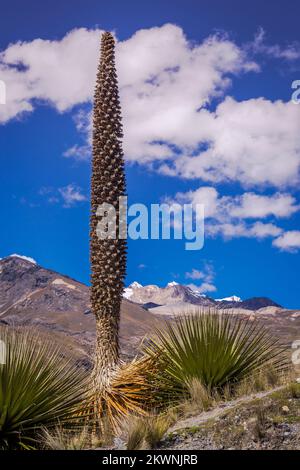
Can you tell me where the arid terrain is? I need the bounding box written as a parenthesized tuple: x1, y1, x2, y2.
(0, 255, 161, 363)
(1, 255, 300, 450)
(161, 384, 300, 450)
(1, 255, 300, 365)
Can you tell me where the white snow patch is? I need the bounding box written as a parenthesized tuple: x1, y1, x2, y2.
(123, 282, 143, 299)
(216, 295, 242, 302)
(167, 281, 179, 287)
(129, 281, 143, 289)
(8, 254, 37, 264)
(123, 287, 133, 299)
(191, 290, 207, 298)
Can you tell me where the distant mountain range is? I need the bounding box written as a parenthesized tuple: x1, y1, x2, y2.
(124, 281, 282, 311)
(0, 255, 299, 361)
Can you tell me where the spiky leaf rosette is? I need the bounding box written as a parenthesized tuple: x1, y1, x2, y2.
(0, 327, 90, 450)
(90, 32, 127, 386)
(143, 311, 288, 397)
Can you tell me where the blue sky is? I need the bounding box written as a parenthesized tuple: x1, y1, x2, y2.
(0, 0, 300, 308)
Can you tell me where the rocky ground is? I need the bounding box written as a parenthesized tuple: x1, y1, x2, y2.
(160, 384, 300, 450)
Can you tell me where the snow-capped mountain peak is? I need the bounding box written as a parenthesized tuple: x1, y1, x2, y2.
(129, 281, 143, 289)
(166, 281, 179, 287)
(216, 295, 242, 302)
(8, 254, 37, 265)
(123, 281, 144, 300)
(122, 282, 280, 311)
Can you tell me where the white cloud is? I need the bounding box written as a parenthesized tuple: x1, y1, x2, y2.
(185, 268, 206, 280)
(206, 221, 283, 240)
(1, 25, 299, 192)
(248, 221, 283, 238)
(185, 263, 216, 293)
(176, 187, 219, 218)
(272, 231, 300, 252)
(229, 193, 299, 219)
(0, 25, 261, 174)
(39, 184, 87, 208)
(187, 282, 217, 294)
(252, 27, 300, 61)
(119, 26, 258, 162)
(63, 144, 91, 161)
(58, 184, 87, 207)
(172, 186, 296, 243)
(0, 27, 101, 121)
(0, 25, 255, 123)
(175, 186, 299, 221)
(160, 97, 300, 188)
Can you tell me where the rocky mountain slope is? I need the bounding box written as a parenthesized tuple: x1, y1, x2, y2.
(0, 255, 161, 361)
(0, 255, 299, 361)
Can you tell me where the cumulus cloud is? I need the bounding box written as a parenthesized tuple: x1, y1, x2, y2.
(0, 25, 255, 122)
(1, 21, 299, 239)
(39, 184, 87, 208)
(118, 26, 258, 163)
(185, 263, 217, 293)
(174, 186, 299, 221)
(187, 282, 217, 294)
(272, 231, 300, 252)
(171, 186, 297, 242)
(0, 27, 101, 121)
(207, 221, 283, 240)
(160, 97, 300, 188)
(63, 144, 91, 161)
(185, 268, 206, 280)
(0, 25, 264, 176)
(58, 184, 87, 207)
(229, 193, 299, 219)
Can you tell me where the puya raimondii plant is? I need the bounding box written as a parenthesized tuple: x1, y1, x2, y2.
(90, 32, 127, 392)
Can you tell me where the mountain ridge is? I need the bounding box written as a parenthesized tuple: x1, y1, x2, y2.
(1, 255, 299, 361)
(124, 280, 282, 311)
(0, 256, 161, 360)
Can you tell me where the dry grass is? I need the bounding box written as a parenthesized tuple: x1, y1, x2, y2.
(125, 417, 147, 450)
(125, 411, 175, 450)
(42, 427, 92, 450)
(253, 405, 268, 440)
(235, 365, 291, 397)
(166, 366, 291, 425)
(180, 378, 214, 415)
(42, 421, 114, 450)
(145, 414, 173, 449)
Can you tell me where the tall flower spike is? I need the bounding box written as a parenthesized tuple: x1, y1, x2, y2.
(90, 32, 127, 390)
